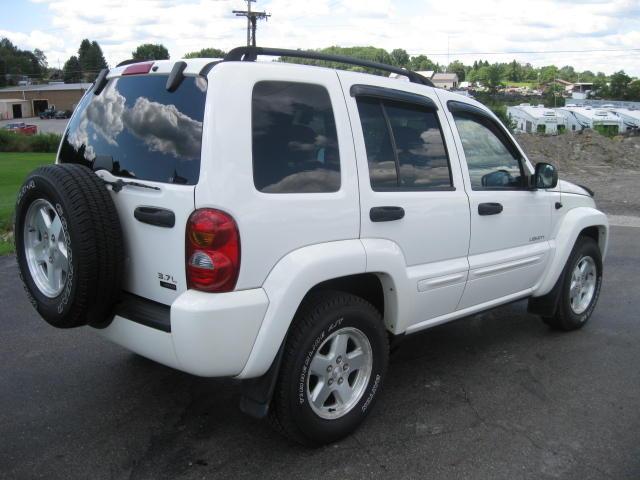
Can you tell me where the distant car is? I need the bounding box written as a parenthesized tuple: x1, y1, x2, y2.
(3, 122, 37, 135)
(39, 107, 56, 119)
(54, 110, 72, 119)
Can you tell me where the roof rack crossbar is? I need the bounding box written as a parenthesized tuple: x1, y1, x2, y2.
(223, 46, 434, 87)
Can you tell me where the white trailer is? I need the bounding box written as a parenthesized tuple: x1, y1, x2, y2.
(556, 105, 623, 135)
(507, 104, 565, 134)
(613, 109, 640, 132)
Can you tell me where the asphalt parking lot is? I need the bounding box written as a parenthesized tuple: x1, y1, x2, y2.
(0, 117, 69, 135)
(1, 225, 638, 480)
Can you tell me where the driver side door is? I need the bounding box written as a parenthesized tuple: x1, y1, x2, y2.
(447, 102, 554, 310)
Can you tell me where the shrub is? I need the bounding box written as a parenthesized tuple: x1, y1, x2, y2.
(0, 130, 62, 153)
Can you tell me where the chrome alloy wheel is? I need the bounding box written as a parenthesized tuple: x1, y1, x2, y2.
(23, 199, 69, 298)
(306, 327, 373, 420)
(569, 256, 597, 315)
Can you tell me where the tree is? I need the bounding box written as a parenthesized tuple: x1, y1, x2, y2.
(538, 65, 559, 84)
(78, 39, 92, 72)
(63, 56, 82, 83)
(506, 60, 521, 82)
(447, 60, 466, 82)
(476, 64, 503, 92)
(132, 43, 170, 61)
(592, 73, 609, 98)
(609, 70, 631, 99)
(626, 80, 640, 101)
(409, 54, 437, 72)
(390, 48, 409, 67)
(184, 47, 225, 59)
(33, 48, 47, 69)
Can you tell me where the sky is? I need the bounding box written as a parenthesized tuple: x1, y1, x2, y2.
(2, 0, 639, 76)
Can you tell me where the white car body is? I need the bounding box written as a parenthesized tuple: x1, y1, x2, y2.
(61, 58, 609, 380)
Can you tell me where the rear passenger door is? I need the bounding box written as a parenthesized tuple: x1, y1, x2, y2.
(339, 73, 471, 329)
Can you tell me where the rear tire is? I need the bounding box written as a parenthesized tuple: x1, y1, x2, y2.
(543, 236, 602, 331)
(14, 164, 124, 329)
(270, 291, 388, 446)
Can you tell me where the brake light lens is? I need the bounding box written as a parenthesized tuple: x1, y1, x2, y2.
(186, 209, 240, 292)
(122, 62, 154, 75)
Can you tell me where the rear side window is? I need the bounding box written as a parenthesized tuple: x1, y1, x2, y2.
(252, 81, 340, 193)
(356, 97, 452, 191)
(59, 75, 207, 185)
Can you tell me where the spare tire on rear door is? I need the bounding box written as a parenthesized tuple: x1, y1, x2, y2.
(14, 164, 124, 329)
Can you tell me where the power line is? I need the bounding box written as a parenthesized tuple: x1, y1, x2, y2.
(232, 0, 270, 47)
(408, 48, 640, 57)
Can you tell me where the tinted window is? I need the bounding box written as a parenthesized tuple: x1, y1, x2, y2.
(252, 81, 340, 193)
(356, 97, 452, 190)
(453, 115, 524, 190)
(59, 75, 207, 185)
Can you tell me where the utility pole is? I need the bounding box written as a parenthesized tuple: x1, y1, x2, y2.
(233, 0, 271, 47)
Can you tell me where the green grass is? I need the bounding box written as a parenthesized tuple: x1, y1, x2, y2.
(0, 152, 55, 255)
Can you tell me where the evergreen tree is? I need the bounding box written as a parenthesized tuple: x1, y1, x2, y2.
(63, 55, 82, 83)
(132, 43, 170, 60)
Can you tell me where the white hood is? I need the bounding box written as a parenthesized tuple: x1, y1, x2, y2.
(556, 179, 592, 197)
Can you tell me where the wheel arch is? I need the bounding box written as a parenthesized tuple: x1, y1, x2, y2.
(532, 207, 608, 298)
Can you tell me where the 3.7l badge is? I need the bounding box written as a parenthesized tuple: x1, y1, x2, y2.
(158, 272, 177, 290)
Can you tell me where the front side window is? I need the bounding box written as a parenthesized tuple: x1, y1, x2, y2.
(59, 75, 207, 185)
(356, 97, 452, 191)
(453, 114, 525, 190)
(252, 81, 340, 193)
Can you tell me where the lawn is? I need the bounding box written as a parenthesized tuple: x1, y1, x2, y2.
(0, 152, 55, 255)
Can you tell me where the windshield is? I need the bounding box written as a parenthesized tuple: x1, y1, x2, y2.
(59, 74, 207, 185)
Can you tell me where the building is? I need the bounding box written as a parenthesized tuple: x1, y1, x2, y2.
(389, 71, 459, 90)
(0, 99, 33, 120)
(556, 105, 623, 135)
(507, 104, 566, 134)
(614, 108, 640, 132)
(431, 73, 459, 90)
(0, 83, 91, 118)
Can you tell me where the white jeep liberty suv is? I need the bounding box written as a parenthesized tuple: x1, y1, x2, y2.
(15, 47, 608, 446)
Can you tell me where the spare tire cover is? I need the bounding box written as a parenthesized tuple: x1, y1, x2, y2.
(15, 164, 124, 328)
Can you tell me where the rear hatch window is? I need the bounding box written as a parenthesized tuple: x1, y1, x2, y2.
(59, 74, 207, 185)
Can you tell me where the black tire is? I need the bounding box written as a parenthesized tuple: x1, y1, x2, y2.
(543, 236, 602, 331)
(14, 164, 124, 329)
(270, 291, 389, 446)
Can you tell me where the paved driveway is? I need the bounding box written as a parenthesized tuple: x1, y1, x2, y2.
(1, 226, 639, 479)
(1, 117, 69, 135)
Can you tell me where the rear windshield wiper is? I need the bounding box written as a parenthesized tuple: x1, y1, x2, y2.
(102, 178, 160, 193)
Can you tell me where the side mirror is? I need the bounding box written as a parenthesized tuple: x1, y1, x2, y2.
(534, 162, 558, 189)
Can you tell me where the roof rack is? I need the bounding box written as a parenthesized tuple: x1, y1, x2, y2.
(223, 46, 434, 87)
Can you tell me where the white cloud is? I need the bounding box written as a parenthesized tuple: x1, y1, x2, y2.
(0, 0, 636, 75)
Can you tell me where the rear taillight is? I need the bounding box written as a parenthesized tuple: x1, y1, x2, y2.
(186, 209, 240, 293)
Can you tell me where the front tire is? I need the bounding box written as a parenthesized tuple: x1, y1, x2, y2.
(270, 291, 389, 446)
(543, 236, 602, 331)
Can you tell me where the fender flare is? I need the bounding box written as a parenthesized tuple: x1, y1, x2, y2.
(532, 207, 608, 297)
(237, 239, 367, 378)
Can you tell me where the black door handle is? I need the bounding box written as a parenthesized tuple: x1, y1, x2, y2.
(370, 206, 405, 222)
(478, 202, 503, 216)
(134, 206, 175, 228)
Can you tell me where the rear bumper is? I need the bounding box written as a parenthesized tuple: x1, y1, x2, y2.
(98, 288, 269, 377)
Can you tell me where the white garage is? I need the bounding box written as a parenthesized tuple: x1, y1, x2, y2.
(0, 99, 33, 120)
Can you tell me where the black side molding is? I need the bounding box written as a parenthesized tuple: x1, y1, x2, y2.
(134, 206, 175, 228)
(370, 206, 405, 222)
(113, 292, 171, 332)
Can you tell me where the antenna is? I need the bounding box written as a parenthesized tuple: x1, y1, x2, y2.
(233, 0, 271, 47)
